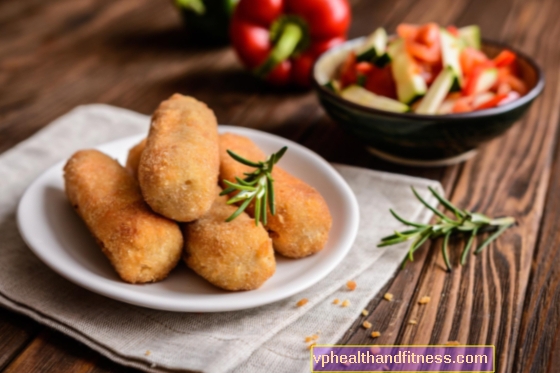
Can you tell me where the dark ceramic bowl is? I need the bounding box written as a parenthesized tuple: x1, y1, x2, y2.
(312, 37, 544, 166)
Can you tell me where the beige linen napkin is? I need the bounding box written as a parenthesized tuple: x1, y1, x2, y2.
(0, 105, 442, 373)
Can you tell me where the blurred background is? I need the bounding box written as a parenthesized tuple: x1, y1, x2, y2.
(1, 0, 544, 171)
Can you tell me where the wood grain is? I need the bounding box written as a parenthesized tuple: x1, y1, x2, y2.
(1, 0, 559, 372)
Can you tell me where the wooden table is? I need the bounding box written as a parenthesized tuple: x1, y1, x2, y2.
(1, 0, 559, 371)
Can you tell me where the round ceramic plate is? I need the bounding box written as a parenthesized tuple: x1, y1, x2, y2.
(17, 126, 359, 312)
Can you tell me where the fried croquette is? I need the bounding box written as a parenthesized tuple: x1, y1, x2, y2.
(139, 94, 219, 222)
(183, 189, 275, 291)
(64, 149, 183, 283)
(125, 138, 146, 179)
(219, 133, 332, 258)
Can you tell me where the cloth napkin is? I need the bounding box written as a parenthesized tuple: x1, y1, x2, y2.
(0, 105, 442, 373)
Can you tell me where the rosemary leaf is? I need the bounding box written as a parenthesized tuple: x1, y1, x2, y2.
(475, 223, 513, 254)
(428, 186, 465, 218)
(411, 187, 456, 224)
(226, 150, 261, 167)
(225, 197, 253, 222)
(460, 227, 478, 265)
(442, 231, 452, 272)
(222, 146, 288, 225)
(380, 187, 515, 272)
(389, 209, 428, 228)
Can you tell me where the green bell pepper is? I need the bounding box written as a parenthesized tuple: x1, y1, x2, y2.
(174, 0, 239, 45)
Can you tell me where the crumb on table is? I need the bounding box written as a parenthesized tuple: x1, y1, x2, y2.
(305, 335, 319, 343)
(362, 321, 372, 329)
(346, 280, 357, 291)
(361, 309, 369, 316)
(418, 296, 431, 305)
(371, 331, 381, 338)
(341, 299, 350, 307)
(297, 298, 308, 307)
(383, 293, 393, 301)
(333, 298, 340, 305)
(408, 319, 418, 325)
(145, 350, 151, 356)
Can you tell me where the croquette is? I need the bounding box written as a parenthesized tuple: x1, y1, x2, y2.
(138, 94, 219, 222)
(219, 133, 332, 258)
(64, 149, 183, 283)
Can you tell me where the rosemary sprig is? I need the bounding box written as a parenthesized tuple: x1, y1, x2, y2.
(378, 187, 515, 272)
(220, 146, 288, 225)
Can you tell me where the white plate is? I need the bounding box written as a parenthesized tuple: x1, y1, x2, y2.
(17, 126, 359, 312)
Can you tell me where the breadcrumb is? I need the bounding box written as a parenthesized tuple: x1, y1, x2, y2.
(445, 341, 460, 346)
(305, 335, 319, 342)
(419, 296, 431, 305)
(341, 299, 350, 307)
(145, 350, 151, 356)
(408, 319, 418, 325)
(361, 309, 369, 316)
(362, 321, 372, 329)
(370, 331, 381, 338)
(347, 280, 357, 291)
(383, 293, 393, 301)
(297, 298, 308, 307)
(333, 298, 340, 305)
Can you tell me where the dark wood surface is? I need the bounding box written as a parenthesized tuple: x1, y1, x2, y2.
(1, 0, 559, 372)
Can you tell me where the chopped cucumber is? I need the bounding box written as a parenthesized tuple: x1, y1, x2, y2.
(357, 27, 391, 67)
(440, 28, 464, 90)
(341, 85, 410, 113)
(324, 80, 341, 93)
(458, 25, 481, 50)
(389, 40, 427, 104)
(415, 68, 454, 114)
(474, 68, 498, 95)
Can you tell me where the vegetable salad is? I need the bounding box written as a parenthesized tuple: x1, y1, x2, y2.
(327, 23, 527, 114)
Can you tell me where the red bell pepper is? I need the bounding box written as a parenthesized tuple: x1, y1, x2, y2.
(493, 50, 516, 68)
(230, 0, 351, 87)
(474, 93, 508, 110)
(397, 23, 441, 64)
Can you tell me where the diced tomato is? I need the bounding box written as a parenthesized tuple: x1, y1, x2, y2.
(503, 75, 527, 95)
(417, 23, 439, 46)
(452, 97, 474, 113)
(355, 62, 374, 75)
(493, 50, 516, 68)
(402, 23, 441, 64)
(447, 92, 462, 100)
(474, 93, 508, 110)
(451, 97, 473, 113)
(339, 52, 357, 88)
(460, 47, 489, 77)
(397, 24, 419, 39)
(497, 82, 512, 95)
(406, 40, 441, 63)
(446, 25, 459, 37)
(462, 65, 484, 96)
(364, 65, 397, 99)
(418, 60, 443, 85)
(498, 91, 521, 106)
(497, 66, 527, 95)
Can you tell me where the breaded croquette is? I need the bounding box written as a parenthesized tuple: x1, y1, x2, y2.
(183, 188, 275, 291)
(219, 133, 332, 258)
(125, 138, 146, 179)
(64, 149, 183, 283)
(139, 94, 219, 222)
